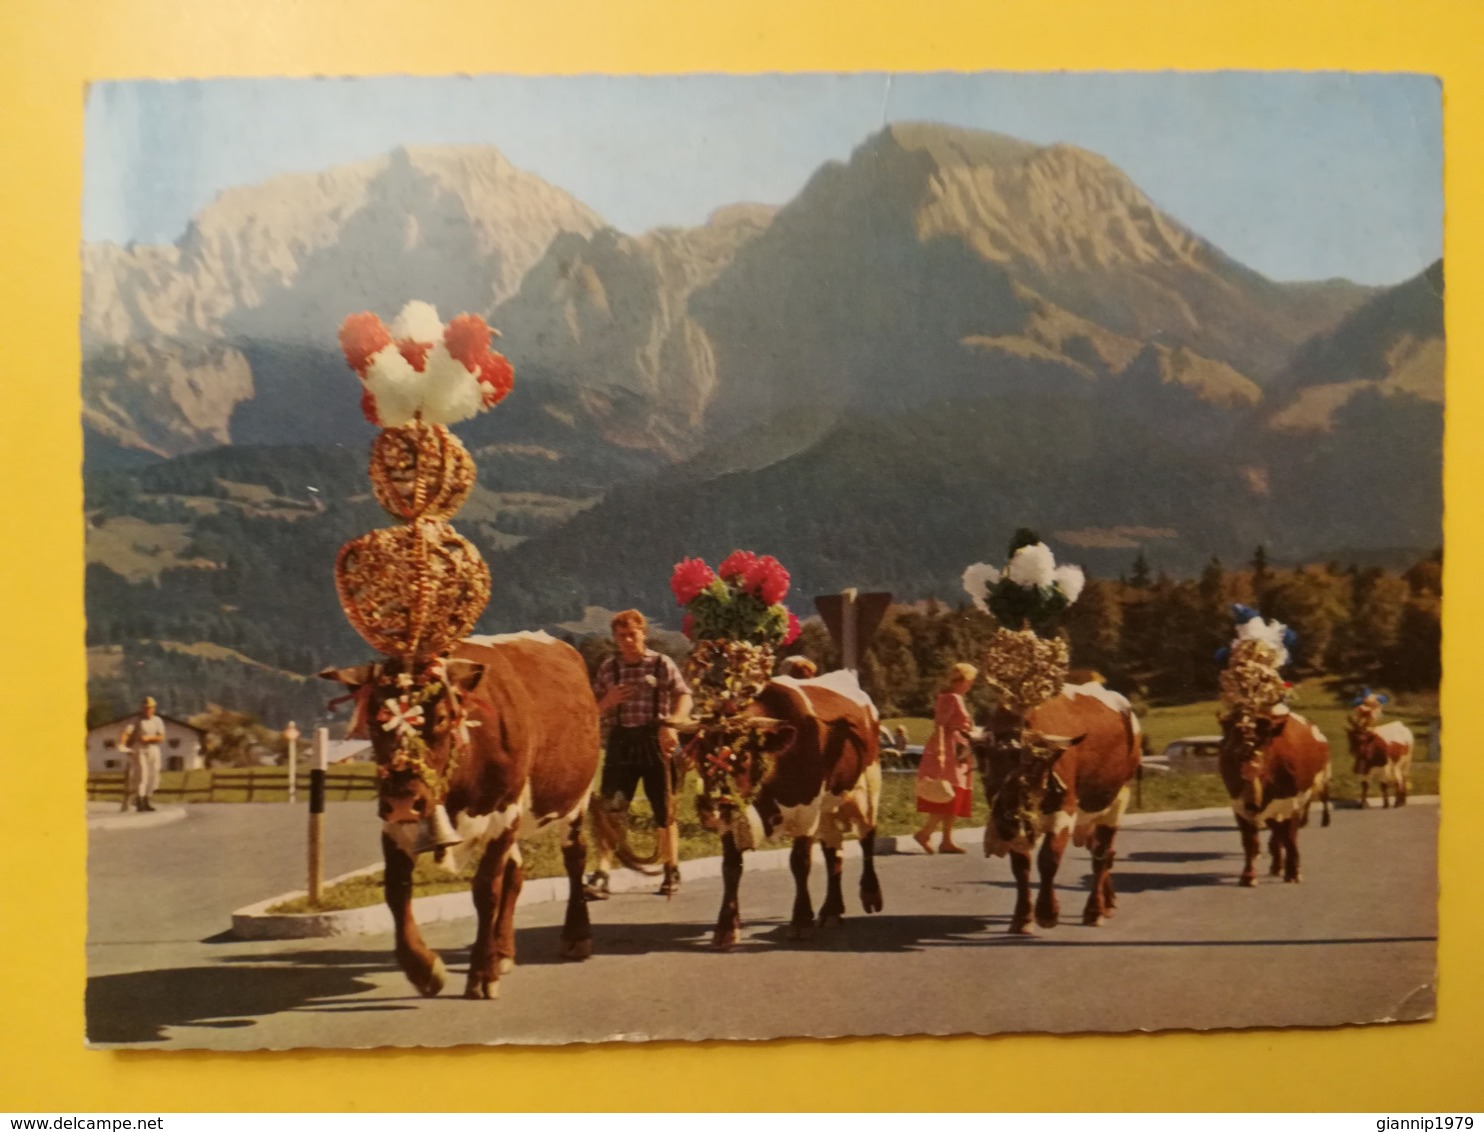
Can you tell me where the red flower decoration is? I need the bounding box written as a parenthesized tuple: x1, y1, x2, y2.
(718, 550, 760, 583)
(478, 352, 515, 407)
(397, 339, 432, 372)
(339, 312, 392, 376)
(359, 388, 381, 426)
(443, 314, 491, 370)
(745, 554, 790, 606)
(782, 610, 801, 646)
(670, 557, 717, 606)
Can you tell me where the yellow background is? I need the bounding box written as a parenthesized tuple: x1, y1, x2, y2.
(1, 0, 1480, 1112)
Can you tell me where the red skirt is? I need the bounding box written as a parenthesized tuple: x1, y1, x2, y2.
(916, 785, 973, 817)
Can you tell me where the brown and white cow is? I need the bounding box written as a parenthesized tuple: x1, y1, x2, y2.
(682, 670, 884, 950)
(1349, 719, 1414, 809)
(1218, 708, 1332, 886)
(321, 631, 599, 1000)
(973, 682, 1141, 935)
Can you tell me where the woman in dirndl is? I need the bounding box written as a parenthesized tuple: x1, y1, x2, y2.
(913, 663, 979, 854)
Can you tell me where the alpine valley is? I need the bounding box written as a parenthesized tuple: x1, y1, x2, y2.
(82, 124, 1444, 722)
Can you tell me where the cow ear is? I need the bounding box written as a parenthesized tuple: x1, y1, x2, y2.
(319, 664, 375, 689)
(445, 660, 485, 695)
(760, 722, 798, 756)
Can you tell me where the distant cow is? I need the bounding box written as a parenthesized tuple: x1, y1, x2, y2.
(322, 632, 599, 999)
(1349, 719, 1414, 809)
(1218, 709, 1332, 886)
(973, 683, 1141, 934)
(682, 671, 884, 950)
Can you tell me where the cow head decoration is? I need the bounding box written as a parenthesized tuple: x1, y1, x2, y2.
(321, 657, 484, 830)
(975, 720, 1083, 856)
(682, 712, 797, 844)
(1218, 710, 1289, 814)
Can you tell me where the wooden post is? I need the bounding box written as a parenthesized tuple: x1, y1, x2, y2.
(309, 727, 328, 905)
(840, 587, 859, 672)
(283, 721, 300, 804)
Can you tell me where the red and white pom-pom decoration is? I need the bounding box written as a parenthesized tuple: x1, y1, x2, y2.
(338, 301, 515, 428)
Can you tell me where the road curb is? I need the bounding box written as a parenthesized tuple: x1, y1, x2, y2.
(229, 796, 1439, 939)
(87, 804, 188, 832)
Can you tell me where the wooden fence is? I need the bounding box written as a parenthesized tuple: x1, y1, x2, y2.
(87, 766, 379, 804)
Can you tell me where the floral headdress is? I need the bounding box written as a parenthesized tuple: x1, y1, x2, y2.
(1218, 606, 1294, 718)
(671, 551, 801, 822)
(963, 529, 1084, 717)
(331, 302, 514, 797)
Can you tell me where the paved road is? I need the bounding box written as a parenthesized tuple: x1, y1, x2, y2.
(86, 801, 1438, 1049)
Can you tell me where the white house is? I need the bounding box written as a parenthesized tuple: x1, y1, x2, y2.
(86, 714, 206, 775)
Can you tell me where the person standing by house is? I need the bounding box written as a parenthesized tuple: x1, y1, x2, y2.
(585, 610, 693, 899)
(913, 664, 980, 853)
(120, 695, 166, 812)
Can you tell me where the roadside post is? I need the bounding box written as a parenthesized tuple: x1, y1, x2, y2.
(283, 720, 300, 804)
(814, 588, 892, 672)
(309, 726, 328, 904)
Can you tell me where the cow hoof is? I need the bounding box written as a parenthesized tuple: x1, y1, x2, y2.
(817, 913, 843, 930)
(414, 956, 447, 997)
(1083, 913, 1104, 927)
(463, 977, 500, 1001)
(1322, 813, 1332, 827)
(711, 931, 738, 951)
(1035, 912, 1059, 929)
(498, 956, 516, 975)
(1285, 873, 1302, 884)
(1239, 874, 1257, 888)
(789, 922, 813, 941)
(1009, 920, 1035, 936)
(860, 888, 884, 915)
(560, 937, 592, 961)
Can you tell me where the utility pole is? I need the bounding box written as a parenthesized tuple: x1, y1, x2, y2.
(308, 727, 328, 905)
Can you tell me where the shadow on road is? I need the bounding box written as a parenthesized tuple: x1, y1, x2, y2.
(86, 957, 390, 1045)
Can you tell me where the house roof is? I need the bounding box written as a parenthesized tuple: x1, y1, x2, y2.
(88, 713, 207, 738)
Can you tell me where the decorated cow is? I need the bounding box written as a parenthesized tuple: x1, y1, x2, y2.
(320, 302, 597, 1000)
(670, 553, 883, 949)
(1347, 689, 1414, 808)
(964, 532, 1141, 934)
(1216, 608, 1332, 886)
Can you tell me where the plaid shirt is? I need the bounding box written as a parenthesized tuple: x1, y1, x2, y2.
(593, 650, 690, 729)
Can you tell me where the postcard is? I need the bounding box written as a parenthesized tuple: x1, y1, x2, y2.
(81, 71, 1442, 1050)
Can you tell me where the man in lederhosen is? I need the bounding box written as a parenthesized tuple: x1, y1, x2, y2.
(585, 609, 692, 899)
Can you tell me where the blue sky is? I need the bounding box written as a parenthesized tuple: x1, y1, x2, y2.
(84, 72, 1441, 286)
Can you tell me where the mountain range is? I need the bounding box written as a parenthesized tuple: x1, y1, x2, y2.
(81, 122, 1444, 720)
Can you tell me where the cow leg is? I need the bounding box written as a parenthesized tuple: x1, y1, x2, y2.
(818, 842, 848, 929)
(858, 825, 884, 914)
(559, 812, 593, 961)
(1358, 780, 1370, 810)
(1268, 826, 1284, 877)
(493, 845, 524, 975)
(1083, 825, 1117, 926)
(1236, 815, 1260, 886)
(1035, 826, 1069, 928)
(1008, 849, 1035, 935)
(1381, 782, 1392, 809)
(1396, 768, 1408, 806)
(1279, 819, 1302, 883)
(1320, 780, 1332, 827)
(383, 833, 446, 997)
(712, 832, 744, 950)
(789, 837, 816, 939)
(465, 830, 514, 1000)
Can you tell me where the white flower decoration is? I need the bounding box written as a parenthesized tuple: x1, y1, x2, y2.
(1234, 615, 1291, 668)
(419, 341, 485, 425)
(1051, 564, 1085, 604)
(364, 344, 423, 428)
(391, 300, 444, 343)
(1006, 542, 1056, 588)
(961, 562, 997, 613)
